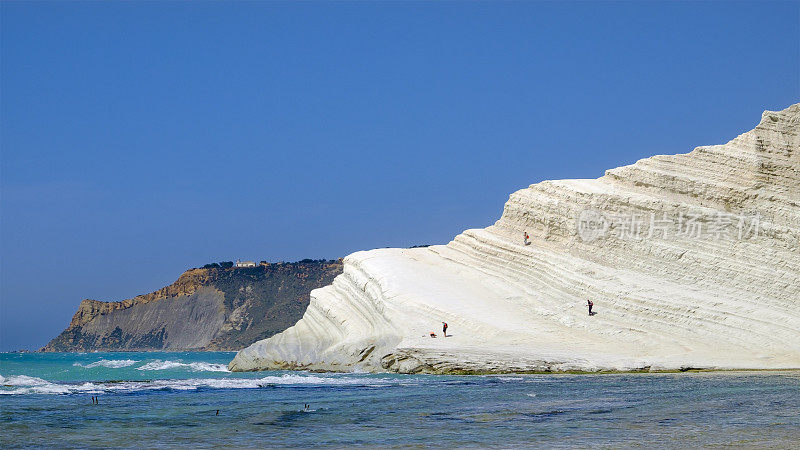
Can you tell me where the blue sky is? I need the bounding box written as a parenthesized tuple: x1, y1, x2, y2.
(1, 1, 798, 351)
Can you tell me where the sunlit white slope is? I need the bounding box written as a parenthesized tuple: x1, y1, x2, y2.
(230, 104, 800, 373)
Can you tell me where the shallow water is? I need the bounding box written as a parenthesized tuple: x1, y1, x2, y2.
(2, 352, 799, 447)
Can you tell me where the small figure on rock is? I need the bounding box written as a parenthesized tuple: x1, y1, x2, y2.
(442, 322, 448, 337)
(523, 231, 530, 246)
(588, 299, 594, 316)
(429, 332, 437, 338)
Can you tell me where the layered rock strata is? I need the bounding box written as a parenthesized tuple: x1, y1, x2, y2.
(42, 260, 343, 351)
(230, 105, 799, 373)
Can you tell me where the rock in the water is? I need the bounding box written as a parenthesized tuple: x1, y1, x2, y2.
(229, 104, 800, 373)
(42, 260, 342, 352)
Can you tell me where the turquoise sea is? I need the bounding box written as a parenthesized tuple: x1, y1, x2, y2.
(2, 352, 799, 448)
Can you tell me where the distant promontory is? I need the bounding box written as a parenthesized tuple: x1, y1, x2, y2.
(41, 259, 342, 352)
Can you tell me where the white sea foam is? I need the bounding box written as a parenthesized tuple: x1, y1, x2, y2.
(0, 373, 391, 395)
(73, 359, 139, 369)
(252, 373, 389, 386)
(1, 374, 51, 386)
(136, 360, 229, 372)
(0, 375, 102, 395)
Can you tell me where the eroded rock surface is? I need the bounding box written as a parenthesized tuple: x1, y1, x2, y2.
(230, 104, 800, 373)
(42, 260, 343, 351)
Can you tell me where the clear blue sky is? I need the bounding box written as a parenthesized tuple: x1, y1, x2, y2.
(1, 1, 798, 351)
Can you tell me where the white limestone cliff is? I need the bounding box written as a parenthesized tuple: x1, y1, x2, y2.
(230, 104, 800, 373)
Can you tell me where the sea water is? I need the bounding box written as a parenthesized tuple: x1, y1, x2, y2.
(2, 352, 799, 447)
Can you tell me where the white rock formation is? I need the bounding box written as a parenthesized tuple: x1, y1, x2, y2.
(230, 104, 800, 373)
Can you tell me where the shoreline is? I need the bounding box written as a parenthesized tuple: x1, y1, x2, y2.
(232, 365, 800, 376)
(6, 351, 800, 376)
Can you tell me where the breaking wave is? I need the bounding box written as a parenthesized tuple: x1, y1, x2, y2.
(136, 360, 230, 372)
(70, 358, 229, 372)
(0, 374, 91, 395)
(74, 359, 139, 369)
(0, 373, 393, 395)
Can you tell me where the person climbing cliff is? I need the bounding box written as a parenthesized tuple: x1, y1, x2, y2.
(588, 300, 594, 316)
(523, 231, 530, 245)
(442, 322, 448, 337)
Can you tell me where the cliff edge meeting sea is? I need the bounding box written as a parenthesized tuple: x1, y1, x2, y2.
(5, 105, 797, 447)
(230, 104, 800, 375)
(3, 1, 799, 447)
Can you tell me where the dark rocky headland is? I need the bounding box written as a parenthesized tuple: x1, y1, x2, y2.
(41, 259, 343, 352)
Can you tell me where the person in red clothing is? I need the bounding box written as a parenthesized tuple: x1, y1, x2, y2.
(588, 300, 594, 316)
(442, 322, 448, 337)
(523, 231, 530, 245)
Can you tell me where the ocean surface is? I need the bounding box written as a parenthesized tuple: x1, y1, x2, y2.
(2, 352, 799, 448)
